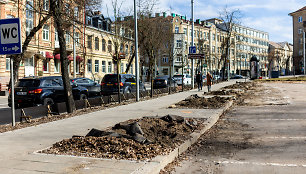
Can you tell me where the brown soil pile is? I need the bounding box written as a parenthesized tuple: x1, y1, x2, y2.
(222, 82, 254, 90)
(206, 89, 241, 96)
(40, 116, 205, 161)
(175, 94, 231, 109)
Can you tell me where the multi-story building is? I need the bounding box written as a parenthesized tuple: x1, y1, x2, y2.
(0, 1, 135, 92)
(289, 6, 306, 74)
(268, 41, 293, 75)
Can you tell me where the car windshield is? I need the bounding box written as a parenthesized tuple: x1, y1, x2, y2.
(102, 74, 121, 83)
(17, 79, 41, 87)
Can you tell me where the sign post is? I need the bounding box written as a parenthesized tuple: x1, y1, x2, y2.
(0, 18, 22, 127)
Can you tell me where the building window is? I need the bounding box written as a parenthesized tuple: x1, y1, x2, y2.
(102, 39, 106, 51)
(298, 16, 303, 23)
(130, 45, 134, 54)
(175, 26, 179, 33)
(298, 28, 303, 34)
(86, 16, 92, 25)
(55, 30, 58, 42)
(212, 34, 215, 41)
(108, 61, 112, 73)
(120, 44, 124, 53)
(95, 37, 99, 50)
(43, 0, 49, 11)
(65, 31, 70, 43)
(176, 40, 182, 48)
(121, 63, 124, 73)
(75, 32, 80, 46)
(102, 61, 106, 73)
(76, 61, 80, 74)
(95, 60, 99, 72)
(6, 58, 10, 71)
(299, 38, 303, 44)
(162, 57, 168, 63)
(54, 59, 60, 73)
(42, 25, 50, 41)
(212, 46, 215, 53)
(108, 40, 112, 52)
(87, 35, 92, 49)
(176, 57, 182, 62)
(43, 59, 49, 72)
(125, 45, 129, 54)
(87, 59, 92, 72)
(299, 50, 303, 56)
(25, 0, 34, 36)
(183, 28, 187, 35)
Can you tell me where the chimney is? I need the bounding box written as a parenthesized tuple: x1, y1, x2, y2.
(196, 19, 200, 24)
(163, 12, 167, 17)
(171, 13, 175, 17)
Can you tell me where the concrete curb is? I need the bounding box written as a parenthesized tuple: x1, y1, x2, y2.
(131, 100, 233, 174)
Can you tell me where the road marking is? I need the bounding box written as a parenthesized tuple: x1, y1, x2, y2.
(212, 160, 306, 168)
(265, 136, 306, 139)
(181, 111, 192, 114)
(222, 118, 306, 121)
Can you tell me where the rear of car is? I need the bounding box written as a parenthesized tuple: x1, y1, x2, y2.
(173, 74, 191, 85)
(153, 76, 176, 89)
(8, 77, 89, 108)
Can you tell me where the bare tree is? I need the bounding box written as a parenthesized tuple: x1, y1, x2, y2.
(49, 0, 101, 113)
(218, 7, 241, 80)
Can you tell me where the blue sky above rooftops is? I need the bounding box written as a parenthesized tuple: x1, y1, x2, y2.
(102, 0, 305, 43)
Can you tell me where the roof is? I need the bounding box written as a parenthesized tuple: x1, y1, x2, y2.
(269, 41, 282, 49)
(289, 6, 306, 15)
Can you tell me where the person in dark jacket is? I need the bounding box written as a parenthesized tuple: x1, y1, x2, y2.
(206, 72, 213, 92)
(196, 71, 203, 91)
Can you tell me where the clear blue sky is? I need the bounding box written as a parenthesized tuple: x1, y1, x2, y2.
(103, 0, 305, 43)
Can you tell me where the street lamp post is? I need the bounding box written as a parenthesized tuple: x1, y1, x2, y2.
(191, 0, 194, 88)
(134, 0, 139, 101)
(304, 29, 305, 75)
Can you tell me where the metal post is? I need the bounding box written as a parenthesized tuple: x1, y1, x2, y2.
(240, 54, 242, 75)
(134, 0, 139, 101)
(191, 0, 194, 88)
(73, 22, 76, 78)
(303, 30, 306, 75)
(10, 57, 15, 126)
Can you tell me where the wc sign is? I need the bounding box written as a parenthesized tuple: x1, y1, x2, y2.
(0, 18, 22, 55)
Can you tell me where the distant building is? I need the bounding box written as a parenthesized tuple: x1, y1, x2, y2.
(268, 41, 293, 76)
(289, 6, 306, 74)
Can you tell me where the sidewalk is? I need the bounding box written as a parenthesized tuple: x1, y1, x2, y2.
(0, 80, 242, 174)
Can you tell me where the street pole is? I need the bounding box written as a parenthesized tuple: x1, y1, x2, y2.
(240, 54, 242, 75)
(303, 30, 306, 75)
(10, 57, 15, 126)
(134, 0, 139, 101)
(191, 0, 194, 88)
(73, 22, 76, 78)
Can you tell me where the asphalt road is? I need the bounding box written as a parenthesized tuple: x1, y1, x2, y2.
(0, 96, 8, 109)
(172, 82, 306, 174)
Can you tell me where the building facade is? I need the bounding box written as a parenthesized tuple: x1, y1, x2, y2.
(289, 6, 306, 74)
(0, 1, 134, 91)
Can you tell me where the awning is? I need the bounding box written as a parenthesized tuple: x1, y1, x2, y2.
(46, 52, 54, 59)
(76, 55, 83, 62)
(68, 55, 73, 61)
(54, 54, 60, 60)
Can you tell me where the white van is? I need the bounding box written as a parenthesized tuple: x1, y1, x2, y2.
(173, 74, 192, 85)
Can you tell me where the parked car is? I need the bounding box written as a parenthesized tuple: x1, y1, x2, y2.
(100, 74, 146, 95)
(230, 75, 244, 79)
(72, 78, 101, 97)
(173, 74, 192, 85)
(8, 76, 89, 108)
(153, 75, 176, 89)
(213, 75, 221, 80)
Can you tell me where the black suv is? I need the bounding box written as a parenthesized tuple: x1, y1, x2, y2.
(100, 74, 146, 95)
(8, 76, 89, 107)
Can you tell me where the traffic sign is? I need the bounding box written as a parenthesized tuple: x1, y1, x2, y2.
(188, 54, 204, 59)
(0, 18, 22, 55)
(189, 46, 196, 54)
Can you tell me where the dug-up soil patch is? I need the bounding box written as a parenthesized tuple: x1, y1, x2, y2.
(205, 89, 242, 96)
(40, 115, 206, 161)
(174, 94, 231, 109)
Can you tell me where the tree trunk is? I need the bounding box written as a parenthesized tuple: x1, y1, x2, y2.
(50, 0, 75, 113)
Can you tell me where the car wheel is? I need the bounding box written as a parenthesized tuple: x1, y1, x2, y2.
(79, 94, 87, 100)
(43, 98, 54, 106)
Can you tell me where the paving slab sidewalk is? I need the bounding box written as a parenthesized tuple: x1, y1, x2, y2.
(0, 80, 242, 174)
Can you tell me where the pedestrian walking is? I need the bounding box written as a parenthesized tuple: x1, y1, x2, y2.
(196, 71, 203, 91)
(206, 72, 213, 92)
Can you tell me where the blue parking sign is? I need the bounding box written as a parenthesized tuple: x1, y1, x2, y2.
(0, 18, 22, 55)
(189, 46, 196, 54)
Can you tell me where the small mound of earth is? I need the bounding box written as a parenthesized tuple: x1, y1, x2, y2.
(206, 89, 241, 96)
(222, 82, 254, 90)
(175, 94, 231, 109)
(40, 115, 205, 161)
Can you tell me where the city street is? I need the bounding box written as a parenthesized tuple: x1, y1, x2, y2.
(0, 96, 8, 109)
(172, 82, 306, 174)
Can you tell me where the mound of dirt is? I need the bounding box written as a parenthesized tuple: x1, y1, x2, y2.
(222, 82, 254, 90)
(206, 89, 241, 96)
(175, 94, 231, 109)
(40, 116, 205, 161)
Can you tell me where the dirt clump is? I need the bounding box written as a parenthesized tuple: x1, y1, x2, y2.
(175, 94, 231, 109)
(40, 116, 205, 161)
